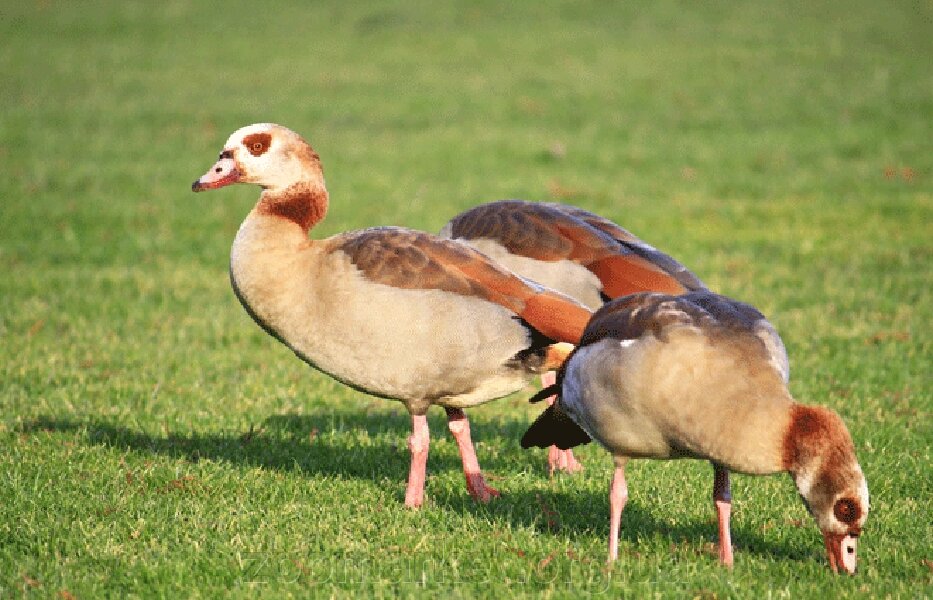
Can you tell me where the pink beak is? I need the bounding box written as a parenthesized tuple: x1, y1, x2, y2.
(823, 532, 858, 574)
(192, 157, 240, 192)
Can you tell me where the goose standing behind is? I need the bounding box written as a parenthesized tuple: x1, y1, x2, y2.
(192, 123, 592, 507)
(522, 291, 868, 573)
(441, 200, 706, 473)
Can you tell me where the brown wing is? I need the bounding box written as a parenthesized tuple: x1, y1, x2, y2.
(549, 203, 707, 293)
(445, 200, 704, 297)
(580, 291, 780, 369)
(548, 203, 645, 248)
(443, 200, 590, 262)
(679, 291, 768, 332)
(333, 226, 525, 312)
(577, 292, 694, 346)
(680, 291, 789, 379)
(330, 226, 591, 344)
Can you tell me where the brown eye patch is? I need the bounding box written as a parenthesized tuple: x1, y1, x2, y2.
(833, 497, 861, 524)
(242, 132, 272, 157)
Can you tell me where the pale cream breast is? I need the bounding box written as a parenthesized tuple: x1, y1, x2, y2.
(230, 214, 535, 411)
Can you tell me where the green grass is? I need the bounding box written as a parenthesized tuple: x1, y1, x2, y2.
(1, 0, 931, 597)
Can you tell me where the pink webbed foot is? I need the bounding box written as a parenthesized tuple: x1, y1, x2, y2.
(464, 469, 500, 503)
(446, 408, 500, 502)
(547, 444, 584, 475)
(542, 370, 584, 475)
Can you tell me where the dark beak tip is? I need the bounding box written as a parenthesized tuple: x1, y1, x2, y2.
(191, 180, 202, 192)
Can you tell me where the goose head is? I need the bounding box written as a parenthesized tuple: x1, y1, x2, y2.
(192, 123, 324, 194)
(787, 405, 869, 574)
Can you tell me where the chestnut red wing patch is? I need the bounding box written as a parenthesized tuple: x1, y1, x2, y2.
(519, 291, 589, 345)
(588, 254, 690, 297)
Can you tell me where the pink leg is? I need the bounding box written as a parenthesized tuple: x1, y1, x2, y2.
(608, 461, 629, 562)
(404, 414, 430, 508)
(445, 408, 500, 503)
(541, 371, 583, 475)
(713, 464, 734, 567)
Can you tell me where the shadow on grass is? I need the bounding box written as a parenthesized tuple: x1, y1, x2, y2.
(19, 410, 810, 564)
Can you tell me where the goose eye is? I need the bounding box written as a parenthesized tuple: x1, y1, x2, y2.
(242, 133, 272, 157)
(833, 497, 860, 524)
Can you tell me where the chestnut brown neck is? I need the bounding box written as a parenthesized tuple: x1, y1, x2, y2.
(256, 183, 329, 232)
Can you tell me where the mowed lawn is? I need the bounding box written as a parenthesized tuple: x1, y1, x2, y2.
(1, 1, 930, 597)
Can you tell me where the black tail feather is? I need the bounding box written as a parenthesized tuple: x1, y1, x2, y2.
(521, 402, 592, 450)
(527, 384, 560, 404)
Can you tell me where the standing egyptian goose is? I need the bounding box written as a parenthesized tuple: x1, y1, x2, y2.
(441, 200, 706, 472)
(191, 123, 592, 507)
(522, 291, 868, 573)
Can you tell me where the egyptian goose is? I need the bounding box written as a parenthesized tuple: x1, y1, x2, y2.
(191, 123, 592, 508)
(522, 291, 868, 573)
(441, 200, 706, 473)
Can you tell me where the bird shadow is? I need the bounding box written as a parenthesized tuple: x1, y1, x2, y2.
(20, 409, 812, 565)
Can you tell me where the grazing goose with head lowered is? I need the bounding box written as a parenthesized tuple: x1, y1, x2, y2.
(441, 200, 706, 473)
(522, 291, 868, 573)
(192, 123, 592, 508)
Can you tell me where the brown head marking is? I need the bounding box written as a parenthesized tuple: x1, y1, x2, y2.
(243, 132, 272, 157)
(833, 498, 861, 525)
